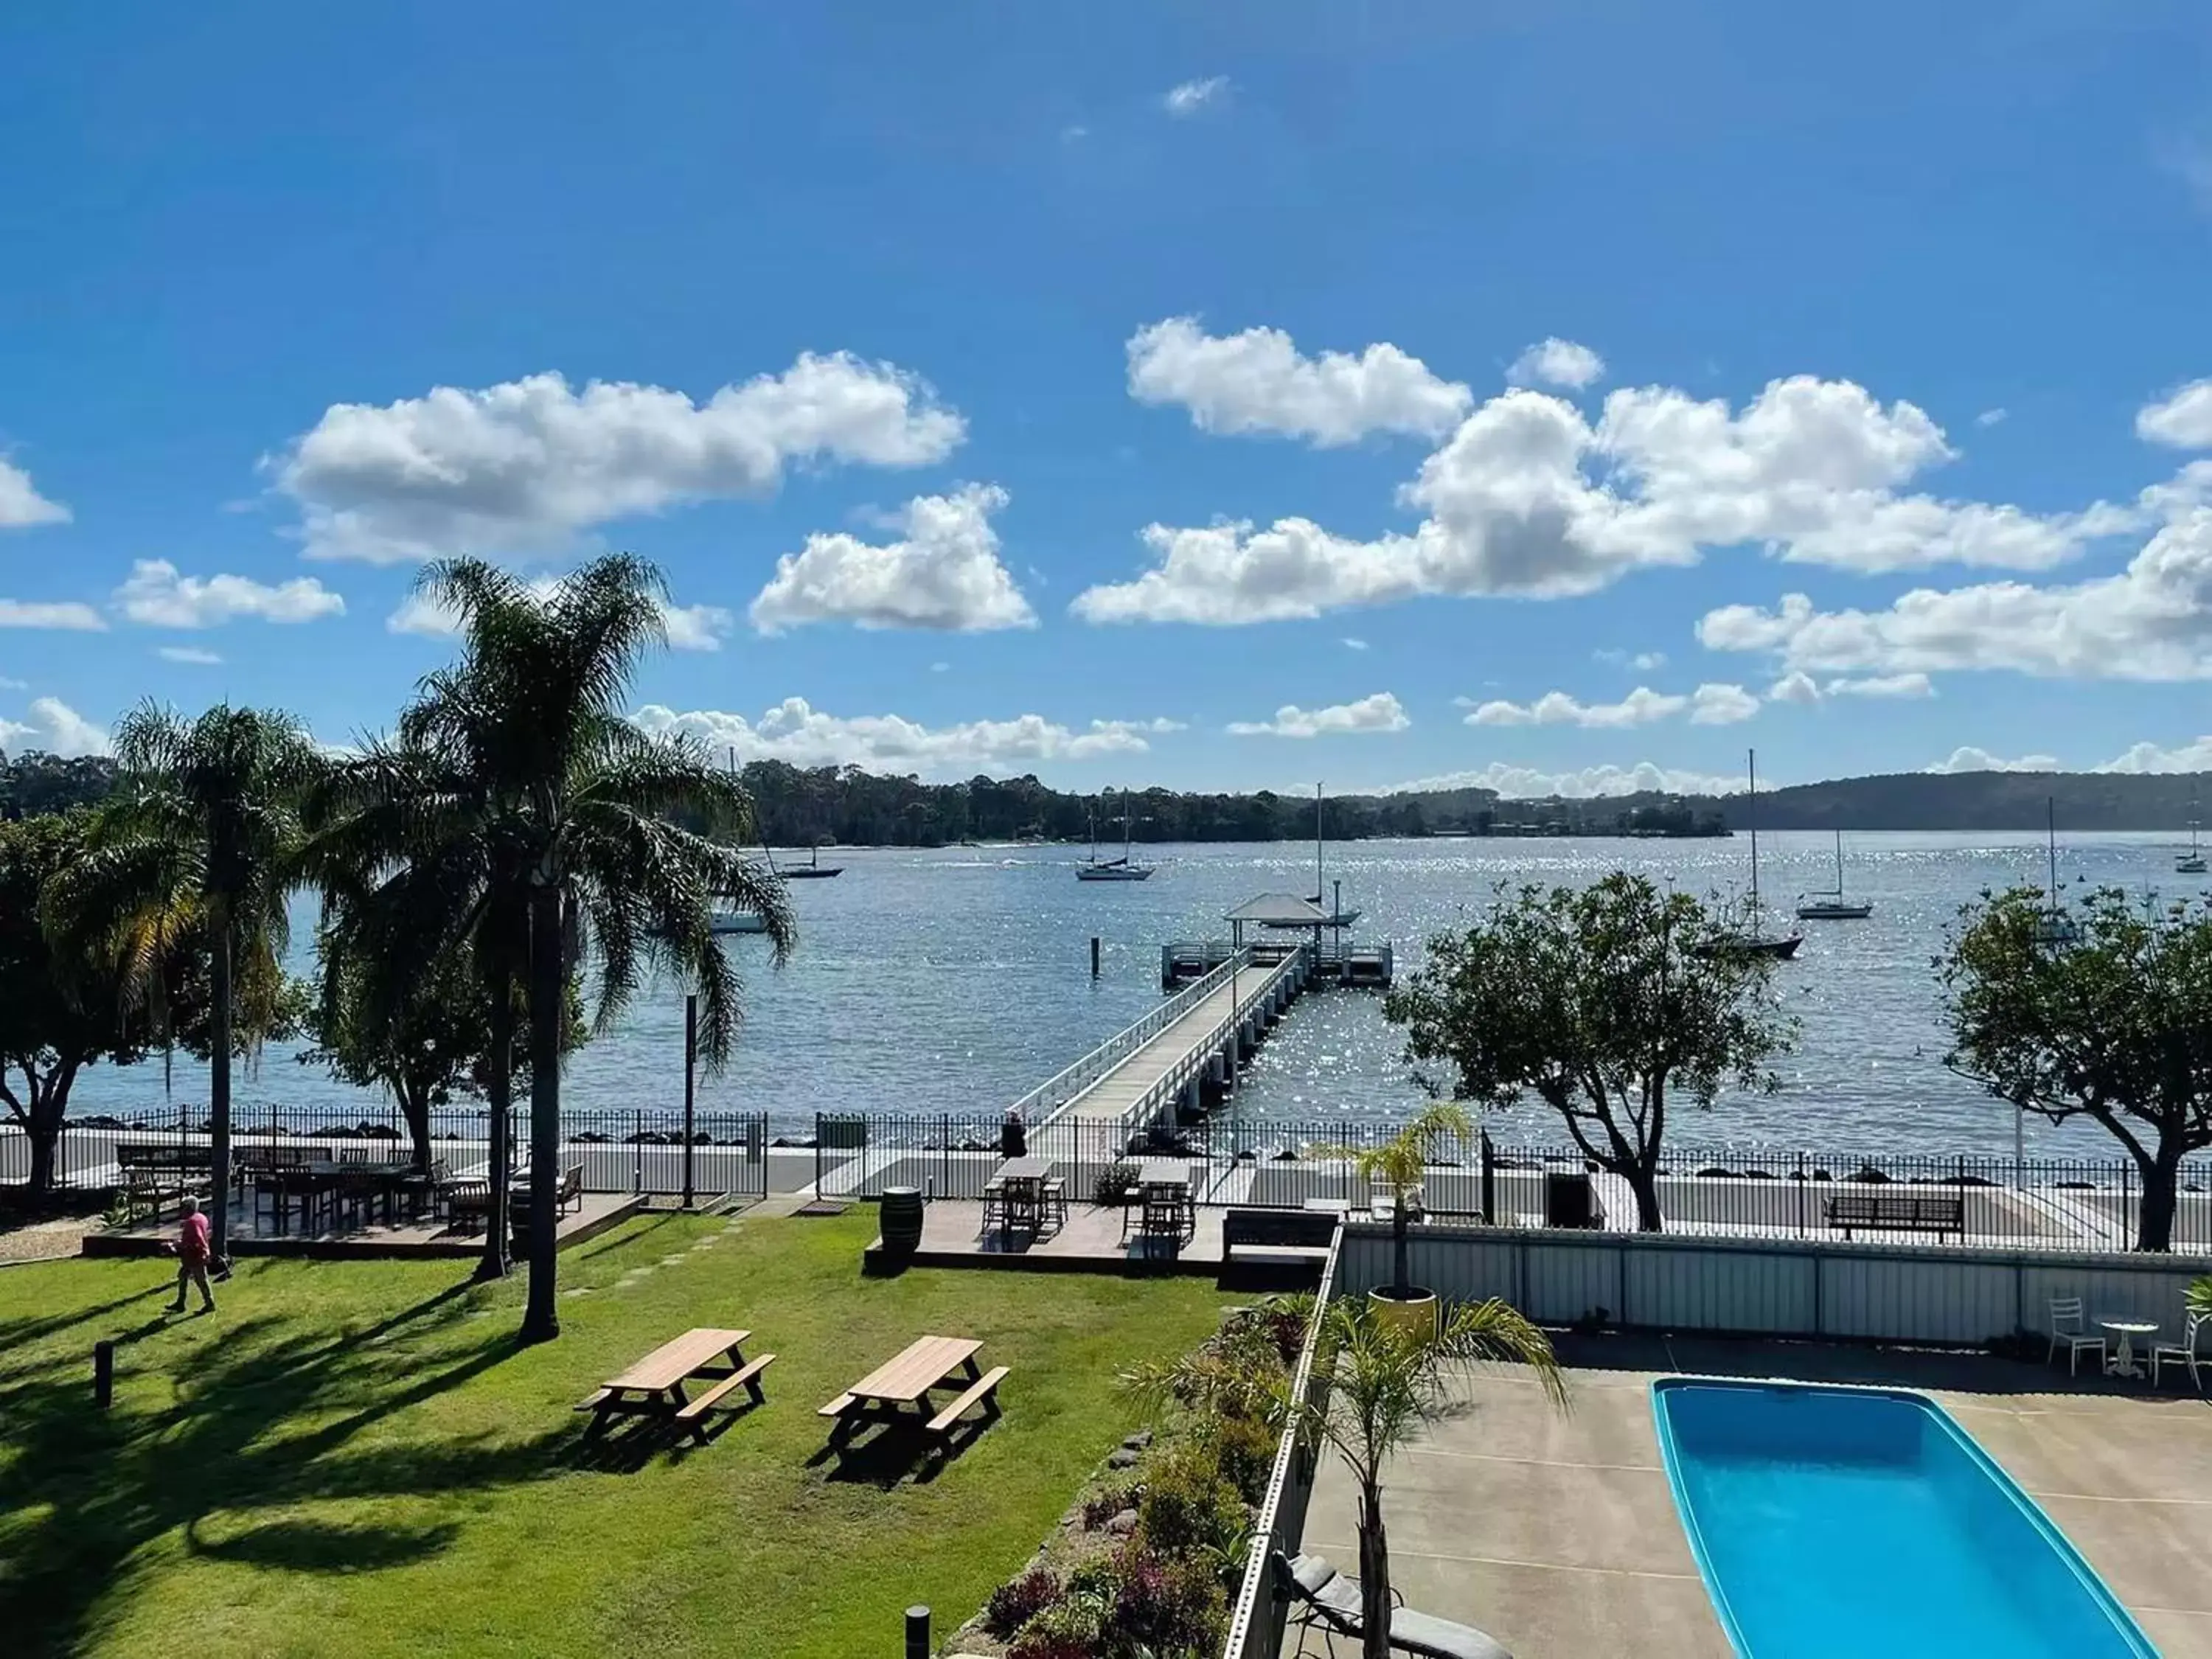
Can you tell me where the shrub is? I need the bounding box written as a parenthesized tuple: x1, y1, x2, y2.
(984, 1568, 1059, 1638)
(1137, 1444, 1245, 1559)
(1007, 1590, 1107, 1659)
(1200, 1411, 1280, 1505)
(1106, 1545, 1229, 1656)
(1094, 1162, 1141, 1206)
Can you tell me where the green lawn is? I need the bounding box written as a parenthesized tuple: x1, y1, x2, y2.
(0, 1211, 1236, 1658)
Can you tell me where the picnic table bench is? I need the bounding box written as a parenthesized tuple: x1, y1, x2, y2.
(818, 1335, 1008, 1443)
(1825, 1189, 1966, 1240)
(578, 1326, 773, 1442)
(114, 1143, 214, 1222)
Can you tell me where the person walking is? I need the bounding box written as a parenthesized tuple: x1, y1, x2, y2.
(166, 1195, 217, 1315)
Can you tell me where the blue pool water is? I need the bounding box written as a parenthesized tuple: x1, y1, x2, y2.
(1652, 1380, 2155, 1658)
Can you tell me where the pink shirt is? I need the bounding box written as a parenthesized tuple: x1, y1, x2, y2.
(178, 1211, 211, 1262)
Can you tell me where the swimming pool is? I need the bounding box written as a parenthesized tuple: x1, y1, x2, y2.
(1652, 1378, 2155, 1658)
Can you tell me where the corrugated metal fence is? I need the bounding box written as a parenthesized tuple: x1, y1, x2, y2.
(1337, 1223, 2212, 1346)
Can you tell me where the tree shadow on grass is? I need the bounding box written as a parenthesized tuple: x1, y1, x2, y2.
(0, 1274, 562, 1653)
(0, 1283, 174, 1365)
(574, 1210, 687, 1261)
(805, 1417, 977, 1489)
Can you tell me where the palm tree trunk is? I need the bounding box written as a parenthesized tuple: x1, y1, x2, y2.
(209, 920, 233, 1259)
(1357, 1477, 1391, 1659)
(476, 959, 513, 1282)
(519, 885, 563, 1343)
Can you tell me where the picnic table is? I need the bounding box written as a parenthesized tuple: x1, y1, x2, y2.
(579, 1327, 774, 1442)
(818, 1334, 1008, 1444)
(258, 1160, 414, 1233)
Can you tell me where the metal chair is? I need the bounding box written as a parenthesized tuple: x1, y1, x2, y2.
(2152, 1310, 2207, 1391)
(2047, 1296, 2107, 1376)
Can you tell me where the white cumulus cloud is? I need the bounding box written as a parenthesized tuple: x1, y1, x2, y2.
(2098, 735, 2212, 773)
(387, 580, 730, 651)
(1163, 76, 1228, 115)
(1506, 338, 1606, 390)
(632, 699, 1175, 775)
(1385, 760, 1742, 799)
(1077, 372, 2126, 625)
(0, 599, 105, 630)
(0, 696, 109, 757)
(748, 484, 1034, 633)
(113, 560, 344, 628)
(1225, 692, 1410, 738)
(1765, 669, 1936, 703)
(1927, 746, 2058, 774)
(157, 645, 223, 665)
(0, 459, 69, 528)
(1126, 319, 1471, 447)
(270, 356, 965, 563)
(1465, 682, 1757, 728)
(1690, 682, 1761, 724)
(2137, 380, 2212, 449)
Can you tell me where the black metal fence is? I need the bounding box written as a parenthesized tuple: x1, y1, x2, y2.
(5, 1104, 773, 1203)
(794, 1110, 2211, 1253)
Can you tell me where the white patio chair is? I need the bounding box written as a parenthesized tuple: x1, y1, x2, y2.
(2047, 1296, 2107, 1376)
(2152, 1310, 2206, 1391)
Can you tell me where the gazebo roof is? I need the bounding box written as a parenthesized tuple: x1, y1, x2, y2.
(1223, 891, 1328, 926)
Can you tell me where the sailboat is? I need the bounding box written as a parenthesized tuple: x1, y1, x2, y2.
(781, 843, 844, 880)
(1698, 749, 1801, 960)
(1796, 830, 1872, 920)
(1077, 788, 1153, 880)
(2034, 796, 2080, 947)
(2177, 796, 2205, 875)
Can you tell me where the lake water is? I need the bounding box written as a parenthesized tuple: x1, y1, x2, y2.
(64, 830, 2200, 1158)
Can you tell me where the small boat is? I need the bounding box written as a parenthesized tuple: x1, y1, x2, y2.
(1077, 790, 1153, 881)
(780, 844, 844, 880)
(2178, 801, 2205, 875)
(1796, 830, 1873, 921)
(1697, 749, 1802, 960)
(709, 910, 771, 936)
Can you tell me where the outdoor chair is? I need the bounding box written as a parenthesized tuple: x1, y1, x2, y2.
(2046, 1296, 2107, 1376)
(1276, 1551, 1514, 1659)
(2152, 1310, 2207, 1391)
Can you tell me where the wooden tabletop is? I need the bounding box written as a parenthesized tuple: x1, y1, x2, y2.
(996, 1157, 1052, 1183)
(607, 1327, 750, 1392)
(847, 1335, 981, 1404)
(1138, 1158, 1192, 1189)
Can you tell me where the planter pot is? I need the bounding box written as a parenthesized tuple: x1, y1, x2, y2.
(1368, 1287, 1439, 1343)
(879, 1186, 925, 1257)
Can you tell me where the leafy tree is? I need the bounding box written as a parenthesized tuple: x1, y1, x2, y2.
(44, 704, 322, 1254)
(1939, 885, 2212, 1250)
(1385, 874, 1795, 1231)
(299, 933, 569, 1174)
(0, 815, 145, 1193)
(310, 556, 792, 1339)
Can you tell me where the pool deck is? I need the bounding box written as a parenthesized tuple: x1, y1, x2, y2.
(1290, 1333, 2212, 1658)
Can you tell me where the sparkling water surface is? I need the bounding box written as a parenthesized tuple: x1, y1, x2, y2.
(65, 830, 2202, 1155)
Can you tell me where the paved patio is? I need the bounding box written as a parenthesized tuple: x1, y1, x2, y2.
(1290, 1332, 2212, 1658)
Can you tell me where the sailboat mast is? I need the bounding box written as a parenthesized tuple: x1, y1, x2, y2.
(2047, 796, 2058, 901)
(1747, 748, 1761, 911)
(1315, 781, 1324, 903)
(1834, 829, 1845, 897)
(1123, 787, 1133, 861)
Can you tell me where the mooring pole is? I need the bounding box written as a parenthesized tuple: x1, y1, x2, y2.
(1091, 935, 1101, 978)
(682, 993, 698, 1210)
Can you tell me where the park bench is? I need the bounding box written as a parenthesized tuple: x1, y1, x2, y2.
(1221, 1206, 1340, 1287)
(1825, 1189, 1966, 1241)
(114, 1143, 213, 1223)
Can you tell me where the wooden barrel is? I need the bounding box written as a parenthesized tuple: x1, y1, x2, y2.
(879, 1186, 925, 1256)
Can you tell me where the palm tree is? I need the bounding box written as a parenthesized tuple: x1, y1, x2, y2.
(1134, 1295, 1564, 1659)
(310, 554, 793, 1339)
(1316, 1102, 1473, 1304)
(46, 702, 324, 1257)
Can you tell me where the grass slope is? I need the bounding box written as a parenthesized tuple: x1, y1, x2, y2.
(0, 1210, 1234, 1658)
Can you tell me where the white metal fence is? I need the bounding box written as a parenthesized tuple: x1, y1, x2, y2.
(1336, 1222, 2212, 1346)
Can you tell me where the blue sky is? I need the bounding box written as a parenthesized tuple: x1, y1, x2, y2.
(4, 1, 2212, 796)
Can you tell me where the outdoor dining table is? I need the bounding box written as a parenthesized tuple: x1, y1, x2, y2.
(1124, 1158, 1196, 1244)
(260, 1161, 412, 1233)
(989, 1156, 1053, 1236)
(2101, 1317, 2161, 1378)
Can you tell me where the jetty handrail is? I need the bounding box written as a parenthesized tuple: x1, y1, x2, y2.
(1018, 948, 1255, 1126)
(1116, 948, 1305, 1134)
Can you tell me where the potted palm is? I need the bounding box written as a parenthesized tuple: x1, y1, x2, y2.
(1320, 1103, 1472, 1341)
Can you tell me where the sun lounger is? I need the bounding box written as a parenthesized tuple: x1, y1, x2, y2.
(1277, 1551, 1514, 1659)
